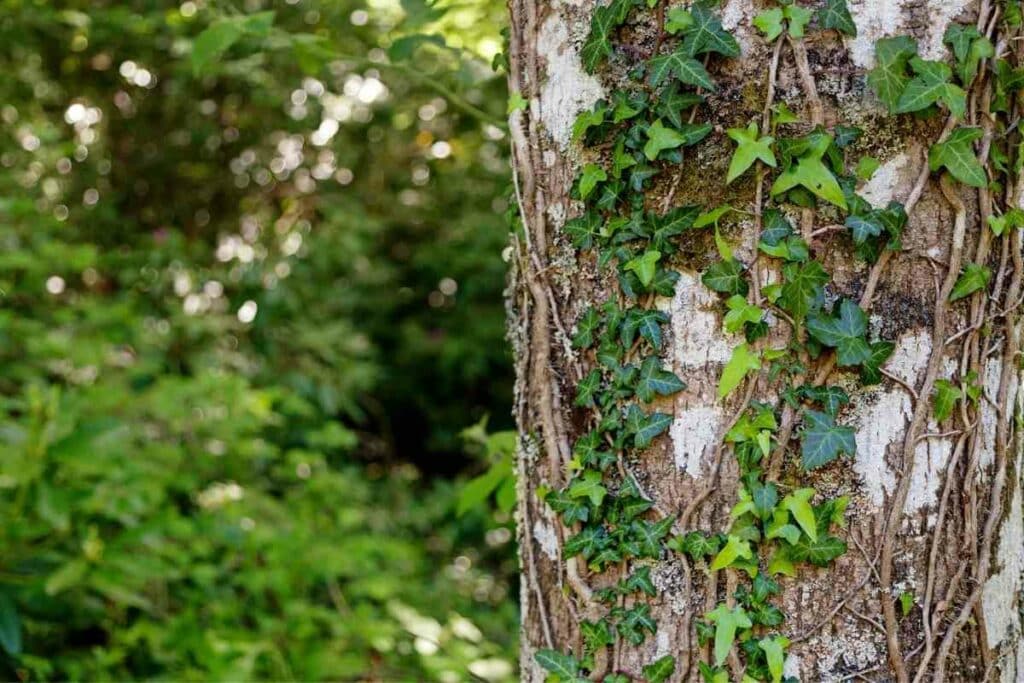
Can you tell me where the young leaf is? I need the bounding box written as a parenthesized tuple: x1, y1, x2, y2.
(719, 343, 761, 398)
(780, 488, 817, 541)
(679, 5, 740, 58)
(578, 163, 607, 200)
(949, 261, 991, 301)
(867, 36, 918, 111)
(710, 534, 753, 571)
(770, 133, 848, 209)
(895, 57, 965, 118)
(817, 0, 856, 36)
(932, 379, 963, 422)
(929, 126, 986, 188)
(665, 7, 694, 33)
(643, 655, 676, 683)
(778, 260, 828, 320)
(643, 120, 712, 160)
(783, 5, 813, 38)
(726, 122, 777, 184)
(568, 470, 607, 507)
(855, 155, 880, 180)
(800, 409, 856, 469)
(705, 604, 753, 666)
(789, 533, 847, 565)
(758, 635, 790, 683)
(753, 8, 784, 41)
(624, 250, 661, 287)
(723, 295, 763, 333)
(572, 102, 608, 142)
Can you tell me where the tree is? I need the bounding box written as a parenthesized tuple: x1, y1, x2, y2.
(506, 0, 1023, 680)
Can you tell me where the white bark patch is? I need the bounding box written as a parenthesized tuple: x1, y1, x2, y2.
(852, 388, 904, 506)
(720, 0, 755, 54)
(980, 357, 1005, 472)
(532, 519, 559, 561)
(885, 328, 932, 384)
(844, 0, 907, 68)
(906, 426, 952, 516)
(982, 472, 1023, 650)
(671, 405, 723, 476)
(920, 0, 972, 60)
(816, 634, 882, 680)
(537, 16, 605, 149)
(859, 152, 909, 209)
(665, 270, 732, 367)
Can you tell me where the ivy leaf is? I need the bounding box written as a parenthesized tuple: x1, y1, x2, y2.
(581, 619, 615, 651)
(546, 489, 590, 525)
(753, 8, 784, 41)
(761, 209, 794, 245)
(933, 379, 963, 422)
(507, 91, 528, 114)
(817, 0, 856, 36)
(623, 566, 657, 596)
(612, 89, 645, 123)
(665, 7, 694, 33)
(631, 516, 675, 557)
(772, 101, 800, 125)
(625, 404, 672, 448)
(723, 295, 763, 334)
(565, 211, 603, 250)
(758, 636, 790, 683)
(766, 510, 801, 545)
(575, 369, 602, 408)
(624, 250, 661, 287)
(702, 259, 748, 296)
(929, 126, 986, 188)
(783, 5, 813, 38)
(780, 488, 817, 541)
(949, 262, 991, 301)
(800, 409, 856, 469)
(679, 5, 740, 58)
(565, 525, 607, 560)
(806, 299, 871, 366)
(771, 133, 847, 209)
(867, 36, 918, 112)
(799, 385, 850, 416)
(861, 340, 895, 385)
(778, 260, 828, 320)
(945, 24, 994, 84)
(615, 604, 657, 645)
(706, 604, 753, 666)
(636, 356, 686, 402)
(572, 102, 608, 142)
(643, 655, 676, 683)
(726, 122, 777, 184)
(572, 306, 602, 348)
(657, 86, 704, 128)
(648, 50, 716, 90)
(895, 58, 965, 118)
(581, 0, 632, 72)
(719, 343, 760, 398)
(535, 649, 581, 680)
(568, 470, 607, 507)
(751, 481, 779, 520)
(579, 163, 607, 200)
(669, 531, 724, 561)
(643, 120, 712, 160)
(710, 534, 753, 572)
(789, 533, 847, 566)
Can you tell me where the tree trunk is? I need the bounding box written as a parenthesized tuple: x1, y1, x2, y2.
(506, 0, 1024, 680)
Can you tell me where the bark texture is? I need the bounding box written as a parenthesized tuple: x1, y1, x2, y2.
(507, 0, 1024, 680)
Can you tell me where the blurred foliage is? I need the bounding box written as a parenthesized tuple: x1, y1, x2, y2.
(0, 0, 516, 680)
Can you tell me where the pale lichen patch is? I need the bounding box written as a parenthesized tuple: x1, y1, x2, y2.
(852, 388, 904, 506)
(537, 15, 606, 149)
(981, 471, 1023, 649)
(859, 152, 909, 209)
(665, 270, 732, 368)
(670, 405, 722, 477)
(532, 519, 560, 561)
(844, 0, 907, 68)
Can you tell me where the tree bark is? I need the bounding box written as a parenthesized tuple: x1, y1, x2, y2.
(507, 0, 1024, 680)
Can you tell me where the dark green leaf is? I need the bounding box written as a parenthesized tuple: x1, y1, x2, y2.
(800, 409, 856, 469)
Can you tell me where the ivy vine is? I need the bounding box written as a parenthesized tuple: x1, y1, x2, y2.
(524, 0, 1020, 679)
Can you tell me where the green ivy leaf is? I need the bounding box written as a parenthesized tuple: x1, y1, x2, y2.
(705, 603, 752, 666)
(665, 7, 694, 33)
(855, 155, 880, 180)
(581, 619, 615, 652)
(933, 378, 963, 422)
(679, 5, 740, 58)
(579, 163, 607, 200)
(631, 516, 675, 557)
(789, 533, 847, 566)
(535, 649, 581, 680)
(581, 0, 632, 72)
(625, 404, 672, 448)
(568, 470, 607, 507)
(643, 655, 676, 683)
(575, 368, 602, 408)
(572, 102, 608, 142)
(753, 8, 784, 41)
(949, 261, 991, 301)
(623, 249, 662, 287)
(546, 489, 591, 525)
(895, 57, 965, 118)
(758, 636, 789, 683)
(719, 343, 760, 398)
(771, 133, 847, 209)
(806, 299, 871, 366)
(867, 36, 918, 112)
(723, 295, 763, 334)
(656, 86, 704, 128)
(636, 356, 686, 402)
(751, 481, 779, 520)
(783, 5, 813, 38)
(929, 126, 986, 188)
(0, 593, 21, 656)
(799, 385, 850, 416)
(669, 531, 724, 561)
(572, 306, 602, 348)
(703, 259, 748, 296)
(817, 0, 856, 36)
(845, 213, 884, 244)
(726, 122, 777, 184)
(507, 91, 528, 114)
(861, 340, 895, 385)
(565, 211, 603, 250)
(778, 260, 828, 320)
(623, 566, 657, 596)
(944, 24, 994, 84)
(710, 534, 753, 572)
(780, 487, 817, 541)
(643, 120, 712, 160)
(648, 50, 716, 90)
(800, 409, 856, 469)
